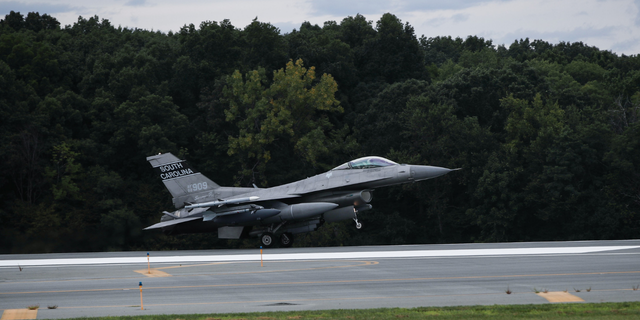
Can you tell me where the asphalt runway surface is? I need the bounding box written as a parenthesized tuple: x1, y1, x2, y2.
(1, 240, 640, 319)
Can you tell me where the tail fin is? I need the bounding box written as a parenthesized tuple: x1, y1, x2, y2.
(147, 153, 220, 208)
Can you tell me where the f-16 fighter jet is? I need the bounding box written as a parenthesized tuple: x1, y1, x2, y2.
(144, 153, 456, 247)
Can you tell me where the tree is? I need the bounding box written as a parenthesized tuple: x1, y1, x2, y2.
(241, 18, 288, 72)
(391, 97, 493, 243)
(354, 79, 430, 155)
(358, 13, 427, 83)
(223, 59, 342, 185)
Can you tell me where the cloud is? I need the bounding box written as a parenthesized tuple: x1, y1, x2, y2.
(424, 16, 449, 27)
(425, 13, 469, 27)
(310, 0, 391, 16)
(125, 0, 148, 7)
(272, 21, 302, 34)
(309, 0, 515, 16)
(611, 37, 640, 54)
(451, 13, 469, 22)
(635, 0, 640, 26)
(0, 1, 77, 15)
(497, 26, 618, 47)
(400, 0, 513, 11)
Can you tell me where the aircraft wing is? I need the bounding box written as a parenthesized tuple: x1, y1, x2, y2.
(143, 217, 201, 230)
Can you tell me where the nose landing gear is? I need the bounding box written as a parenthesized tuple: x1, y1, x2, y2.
(353, 207, 362, 229)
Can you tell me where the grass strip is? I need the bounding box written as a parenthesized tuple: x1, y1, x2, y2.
(59, 302, 640, 319)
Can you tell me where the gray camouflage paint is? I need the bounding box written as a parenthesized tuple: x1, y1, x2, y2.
(145, 153, 455, 245)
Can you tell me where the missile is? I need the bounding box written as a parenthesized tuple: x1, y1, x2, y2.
(185, 196, 260, 209)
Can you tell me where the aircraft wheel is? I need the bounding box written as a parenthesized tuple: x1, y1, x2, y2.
(260, 232, 274, 248)
(279, 232, 294, 248)
(356, 222, 362, 229)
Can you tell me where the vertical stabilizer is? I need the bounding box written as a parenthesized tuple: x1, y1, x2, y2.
(147, 153, 220, 208)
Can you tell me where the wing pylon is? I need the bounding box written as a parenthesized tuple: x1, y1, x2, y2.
(184, 196, 260, 209)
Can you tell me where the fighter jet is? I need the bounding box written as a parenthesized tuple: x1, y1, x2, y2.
(144, 153, 456, 247)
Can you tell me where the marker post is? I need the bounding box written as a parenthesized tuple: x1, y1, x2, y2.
(147, 253, 150, 274)
(139, 282, 144, 310)
(260, 246, 263, 267)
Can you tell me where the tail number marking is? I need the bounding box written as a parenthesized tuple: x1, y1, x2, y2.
(187, 182, 208, 192)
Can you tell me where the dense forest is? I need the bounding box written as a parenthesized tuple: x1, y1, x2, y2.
(1, 11, 638, 254)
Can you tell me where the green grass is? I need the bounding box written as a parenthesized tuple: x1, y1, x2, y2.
(61, 302, 640, 319)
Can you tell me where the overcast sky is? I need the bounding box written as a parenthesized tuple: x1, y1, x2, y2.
(2, 0, 639, 55)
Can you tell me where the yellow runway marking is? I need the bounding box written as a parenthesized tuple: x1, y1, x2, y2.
(537, 291, 585, 303)
(136, 259, 378, 277)
(0, 309, 37, 320)
(134, 268, 172, 277)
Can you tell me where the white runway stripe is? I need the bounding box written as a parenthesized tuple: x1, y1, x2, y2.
(1, 246, 638, 267)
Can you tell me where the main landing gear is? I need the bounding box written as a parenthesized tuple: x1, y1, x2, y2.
(260, 232, 274, 247)
(259, 231, 294, 248)
(279, 232, 294, 248)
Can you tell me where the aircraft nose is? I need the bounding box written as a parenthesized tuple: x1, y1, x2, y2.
(410, 165, 455, 181)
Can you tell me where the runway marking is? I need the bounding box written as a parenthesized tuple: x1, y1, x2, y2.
(152, 260, 378, 276)
(133, 260, 377, 277)
(3, 270, 639, 295)
(0, 309, 37, 320)
(133, 268, 172, 277)
(2, 245, 638, 267)
(536, 291, 585, 303)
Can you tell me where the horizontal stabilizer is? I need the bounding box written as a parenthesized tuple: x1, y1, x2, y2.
(163, 211, 179, 219)
(144, 217, 201, 230)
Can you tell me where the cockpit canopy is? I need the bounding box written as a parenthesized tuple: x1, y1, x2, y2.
(332, 156, 398, 170)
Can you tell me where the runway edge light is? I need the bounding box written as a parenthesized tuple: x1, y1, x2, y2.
(139, 282, 143, 310)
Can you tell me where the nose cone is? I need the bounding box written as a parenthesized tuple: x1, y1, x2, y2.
(410, 165, 454, 181)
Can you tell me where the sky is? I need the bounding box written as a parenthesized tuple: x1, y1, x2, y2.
(2, 0, 640, 55)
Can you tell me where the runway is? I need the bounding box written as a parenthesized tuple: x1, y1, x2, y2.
(1, 240, 640, 319)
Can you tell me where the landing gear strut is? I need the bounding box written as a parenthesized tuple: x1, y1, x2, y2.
(353, 208, 362, 229)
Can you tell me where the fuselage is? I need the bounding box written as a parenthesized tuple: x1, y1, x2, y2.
(167, 160, 452, 231)
(145, 153, 456, 245)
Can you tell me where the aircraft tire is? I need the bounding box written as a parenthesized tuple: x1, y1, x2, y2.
(260, 232, 274, 248)
(279, 232, 294, 248)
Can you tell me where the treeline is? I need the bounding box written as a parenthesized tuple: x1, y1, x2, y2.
(0, 11, 638, 253)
